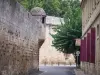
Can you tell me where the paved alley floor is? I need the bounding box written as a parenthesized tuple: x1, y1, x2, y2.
(39, 65, 76, 75)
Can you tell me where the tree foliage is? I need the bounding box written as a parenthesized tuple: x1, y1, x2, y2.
(18, 0, 70, 17)
(18, 0, 43, 11)
(51, 0, 82, 54)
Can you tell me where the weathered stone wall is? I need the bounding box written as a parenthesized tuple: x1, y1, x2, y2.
(0, 0, 46, 75)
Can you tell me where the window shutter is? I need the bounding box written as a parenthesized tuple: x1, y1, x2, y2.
(84, 37, 87, 62)
(90, 28, 96, 63)
(87, 33, 91, 62)
(80, 39, 83, 61)
(83, 37, 86, 62)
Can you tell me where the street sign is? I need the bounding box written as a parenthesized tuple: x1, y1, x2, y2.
(76, 51, 80, 56)
(76, 51, 80, 68)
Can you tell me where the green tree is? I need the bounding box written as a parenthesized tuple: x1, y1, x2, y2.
(18, 0, 44, 11)
(17, 0, 69, 17)
(51, 0, 82, 54)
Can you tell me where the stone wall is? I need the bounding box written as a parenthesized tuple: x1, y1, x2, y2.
(0, 0, 46, 75)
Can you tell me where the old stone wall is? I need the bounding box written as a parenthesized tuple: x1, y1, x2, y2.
(0, 0, 46, 75)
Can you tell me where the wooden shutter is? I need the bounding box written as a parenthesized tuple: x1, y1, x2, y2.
(85, 37, 87, 62)
(80, 39, 83, 61)
(83, 37, 86, 62)
(87, 33, 91, 62)
(90, 28, 96, 63)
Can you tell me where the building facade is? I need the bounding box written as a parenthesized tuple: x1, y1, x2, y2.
(81, 0, 100, 75)
(0, 0, 46, 75)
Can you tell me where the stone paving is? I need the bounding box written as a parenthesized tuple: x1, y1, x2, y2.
(74, 69, 86, 75)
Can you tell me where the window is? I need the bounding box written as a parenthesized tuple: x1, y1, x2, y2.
(42, 16, 46, 24)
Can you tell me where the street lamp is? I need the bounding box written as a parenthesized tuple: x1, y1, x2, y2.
(75, 38, 81, 68)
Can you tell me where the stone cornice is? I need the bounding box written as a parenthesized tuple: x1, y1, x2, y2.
(82, 3, 100, 37)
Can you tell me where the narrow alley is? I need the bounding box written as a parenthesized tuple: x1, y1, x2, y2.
(2, 0, 100, 75)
